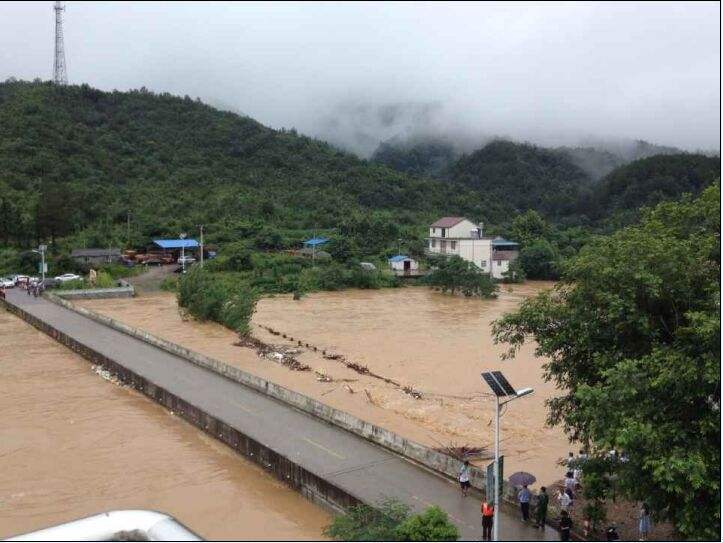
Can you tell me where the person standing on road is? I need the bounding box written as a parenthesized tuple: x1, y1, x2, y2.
(518, 484, 531, 521)
(639, 503, 652, 541)
(559, 510, 572, 541)
(481, 500, 494, 541)
(535, 486, 549, 529)
(458, 460, 471, 496)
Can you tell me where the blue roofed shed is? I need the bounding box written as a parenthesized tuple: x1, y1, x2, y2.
(303, 237, 329, 247)
(491, 238, 519, 247)
(153, 239, 200, 249)
(388, 254, 419, 275)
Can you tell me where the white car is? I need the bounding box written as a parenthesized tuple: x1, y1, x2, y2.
(55, 273, 82, 283)
(0, 277, 14, 288)
(177, 256, 196, 265)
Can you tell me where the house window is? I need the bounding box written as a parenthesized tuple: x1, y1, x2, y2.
(480, 260, 487, 267)
(430, 239, 436, 248)
(450, 241, 456, 250)
(441, 228, 446, 238)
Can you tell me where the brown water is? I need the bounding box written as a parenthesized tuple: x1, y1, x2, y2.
(0, 310, 329, 540)
(78, 283, 572, 488)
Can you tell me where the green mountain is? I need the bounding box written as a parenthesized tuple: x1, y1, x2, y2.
(0, 81, 483, 249)
(447, 140, 593, 223)
(558, 140, 684, 180)
(371, 137, 460, 178)
(580, 153, 721, 227)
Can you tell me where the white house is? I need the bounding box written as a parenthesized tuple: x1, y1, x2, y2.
(388, 255, 419, 276)
(426, 217, 519, 279)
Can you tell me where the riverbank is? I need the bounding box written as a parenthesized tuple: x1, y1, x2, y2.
(0, 309, 330, 540)
(77, 283, 571, 488)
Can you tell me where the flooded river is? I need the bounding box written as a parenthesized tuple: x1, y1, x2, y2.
(78, 282, 571, 487)
(0, 310, 329, 540)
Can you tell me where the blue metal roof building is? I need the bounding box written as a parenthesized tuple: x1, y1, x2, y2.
(303, 237, 329, 247)
(388, 255, 412, 262)
(491, 238, 519, 247)
(153, 239, 199, 249)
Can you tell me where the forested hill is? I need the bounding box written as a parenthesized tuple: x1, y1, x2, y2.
(579, 153, 721, 227)
(0, 81, 481, 247)
(447, 140, 593, 223)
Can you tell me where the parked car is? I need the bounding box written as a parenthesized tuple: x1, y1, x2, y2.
(40, 278, 61, 288)
(0, 277, 14, 288)
(55, 273, 82, 283)
(177, 255, 196, 265)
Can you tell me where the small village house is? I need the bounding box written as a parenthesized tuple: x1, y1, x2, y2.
(71, 248, 121, 265)
(388, 255, 419, 276)
(426, 217, 519, 279)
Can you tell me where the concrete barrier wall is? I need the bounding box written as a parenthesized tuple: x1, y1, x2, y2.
(1, 297, 360, 515)
(53, 286, 135, 299)
(45, 293, 502, 493)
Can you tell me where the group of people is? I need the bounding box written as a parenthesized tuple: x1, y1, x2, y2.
(23, 279, 44, 297)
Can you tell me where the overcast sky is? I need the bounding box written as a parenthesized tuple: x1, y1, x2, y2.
(1, 1, 720, 155)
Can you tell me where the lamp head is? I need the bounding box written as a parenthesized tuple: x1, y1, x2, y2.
(515, 387, 534, 398)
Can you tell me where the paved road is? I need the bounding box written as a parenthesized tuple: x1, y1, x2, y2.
(5, 290, 555, 541)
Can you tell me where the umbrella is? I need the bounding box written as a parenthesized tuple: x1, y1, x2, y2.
(509, 471, 536, 487)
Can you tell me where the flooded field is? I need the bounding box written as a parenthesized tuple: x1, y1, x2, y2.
(78, 283, 571, 487)
(0, 310, 329, 540)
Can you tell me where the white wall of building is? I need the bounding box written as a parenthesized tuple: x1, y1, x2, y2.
(428, 219, 479, 239)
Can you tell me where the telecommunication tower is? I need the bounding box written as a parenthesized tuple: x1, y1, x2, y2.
(53, 1, 68, 85)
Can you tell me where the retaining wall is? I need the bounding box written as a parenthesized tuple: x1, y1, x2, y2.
(53, 286, 135, 299)
(1, 298, 359, 515)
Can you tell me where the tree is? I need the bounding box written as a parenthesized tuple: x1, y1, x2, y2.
(425, 255, 497, 298)
(517, 239, 559, 279)
(395, 506, 459, 541)
(493, 185, 721, 540)
(509, 210, 551, 247)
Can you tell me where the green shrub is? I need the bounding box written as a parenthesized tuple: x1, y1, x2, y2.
(324, 499, 410, 541)
(324, 500, 458, 542)
(177, 267, 258, 337)
(395, 506, 459, 541)
(160, 276, 178, 292)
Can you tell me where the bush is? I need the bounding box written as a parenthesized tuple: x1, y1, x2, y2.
(324, 500, 459, 542)
(395, 506, 459, 541)
(160, 276, 178, 292)
(177, 267, 258, 337)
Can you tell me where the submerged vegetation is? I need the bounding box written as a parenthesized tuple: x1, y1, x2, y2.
(424, 255, 497, 298)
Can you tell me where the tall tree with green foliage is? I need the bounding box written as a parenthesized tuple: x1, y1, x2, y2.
(493, 184, 721, 540)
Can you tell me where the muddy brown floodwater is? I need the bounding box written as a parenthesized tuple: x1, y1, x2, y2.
(0, 310, 329, 540)
(78, 282, 572, 489)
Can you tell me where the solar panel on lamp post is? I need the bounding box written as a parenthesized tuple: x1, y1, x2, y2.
(481, 371, 534, 542)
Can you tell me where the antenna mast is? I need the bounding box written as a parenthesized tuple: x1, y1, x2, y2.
(53, 1, 68, 85)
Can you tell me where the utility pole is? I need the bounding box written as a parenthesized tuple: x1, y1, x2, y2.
(199, 225, 204, 267)
(126, 210, 131, 248)
(53, 1, 68, 85)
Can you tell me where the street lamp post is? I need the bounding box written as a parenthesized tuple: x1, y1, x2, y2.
(179, 233, 187, 274)
(481, 371, 534, 541)
(32, 245, 47, 283)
